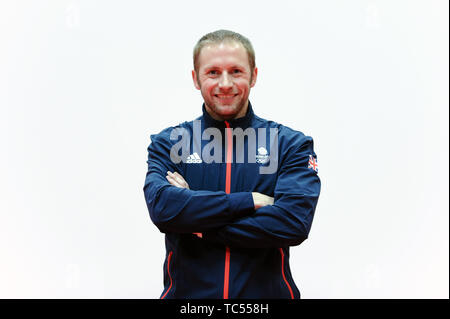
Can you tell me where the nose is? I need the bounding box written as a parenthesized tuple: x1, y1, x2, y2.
(218, 71, 233, 90)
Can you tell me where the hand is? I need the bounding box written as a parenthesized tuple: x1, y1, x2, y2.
(166, 171, 190, 189)
(252, 192, 274, 210)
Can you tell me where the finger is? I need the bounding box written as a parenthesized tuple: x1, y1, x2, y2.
(172, 172, 186, 184)
(172, 172, 189, 189)
(175, 172, 189, 188)
(166, 175, 175, 185)
(168, 171, 182, 183)
(167, 171, 189, 189)
(166, 172, 178, 182)
(166, 175, 182, 188)
(172, 171, 183, 179)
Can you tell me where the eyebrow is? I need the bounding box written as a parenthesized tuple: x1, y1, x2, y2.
(203, 65, 246, 71)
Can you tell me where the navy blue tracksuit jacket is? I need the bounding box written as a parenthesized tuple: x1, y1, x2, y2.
(143, 101, 321, 299)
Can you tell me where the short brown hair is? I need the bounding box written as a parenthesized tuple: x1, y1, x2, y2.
(193, 30, 256, 74)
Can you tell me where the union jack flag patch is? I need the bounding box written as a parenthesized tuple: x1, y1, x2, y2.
(308, 155, 319, 172)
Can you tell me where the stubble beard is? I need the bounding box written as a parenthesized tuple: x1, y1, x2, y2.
(199, 75, 252, 121)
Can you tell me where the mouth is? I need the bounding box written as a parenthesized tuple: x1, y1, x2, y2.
(214, 94, 238, 100)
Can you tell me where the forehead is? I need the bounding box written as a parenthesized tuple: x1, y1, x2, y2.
(198, 41, 250, 70)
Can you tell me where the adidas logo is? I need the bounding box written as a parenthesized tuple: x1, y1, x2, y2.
(186, 152, 202, 164)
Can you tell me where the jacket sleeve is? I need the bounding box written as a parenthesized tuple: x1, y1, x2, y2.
(203, 135, 321, 248)
(143, 131, 254, 234)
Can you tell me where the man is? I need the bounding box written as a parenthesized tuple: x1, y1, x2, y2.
(143, 30, 321, 299)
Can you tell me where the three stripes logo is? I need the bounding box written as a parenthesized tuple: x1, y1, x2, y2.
(186, 152, 202, 164)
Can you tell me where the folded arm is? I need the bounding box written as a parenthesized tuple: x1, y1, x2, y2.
(205, 137, 321, 248)
(165, 136, 321, 248)
(143, 133, 255, 234)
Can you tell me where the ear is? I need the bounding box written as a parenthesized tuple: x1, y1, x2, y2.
(192, 70, 201, 90)
(250, 67, 258, 88)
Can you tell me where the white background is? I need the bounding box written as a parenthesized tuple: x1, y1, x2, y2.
(0, 0, 448, 298)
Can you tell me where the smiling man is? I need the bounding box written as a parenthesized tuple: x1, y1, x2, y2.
(192, 40, 256, 120)
(143, 30, 321, 299)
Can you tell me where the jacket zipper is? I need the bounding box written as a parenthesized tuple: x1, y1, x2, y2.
(223, 121, 232, 299)
(279, 248, 294, 299)
(161, 250, 173, 299)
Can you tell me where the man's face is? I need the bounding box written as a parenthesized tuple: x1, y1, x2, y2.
(192, 41, 257, 121)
